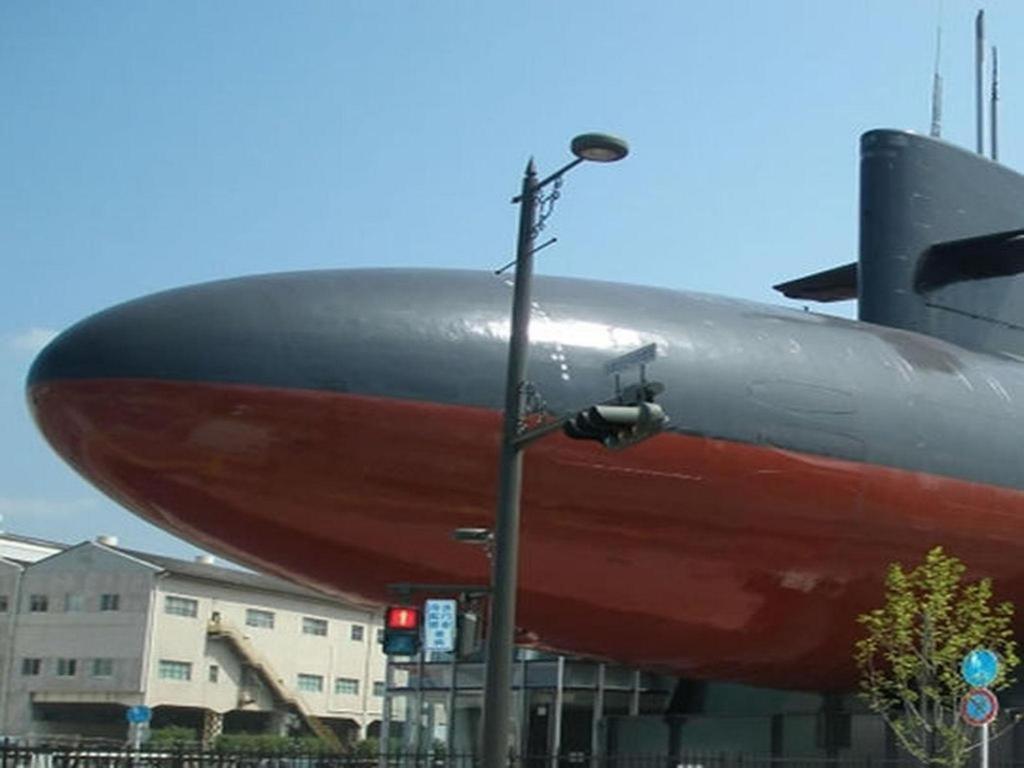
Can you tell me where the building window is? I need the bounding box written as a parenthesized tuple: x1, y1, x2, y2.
(28, 594, 48, 613)
(246, 609, 275, 629)
(209, 664, 219, 683)
(21, 658, 41, 676)
(91, 659, 114, 677)
(57, 658, 77, 677)
(335, 677, 359, 695)
(64, 594, 84, 612)
(0, 596, 8, 612)
(376, 628, 384, 644)
(297, 674, 323, 693)
(350, 624, 364, 641)
(373, 681, 385, 697)
(158, 660, 192, 681)
(164, 596, 198, 617)
(100, 593, 120, 611)
(302, 617, 328, 636)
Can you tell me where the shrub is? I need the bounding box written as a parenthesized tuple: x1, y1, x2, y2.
(148, 726, 198, 747)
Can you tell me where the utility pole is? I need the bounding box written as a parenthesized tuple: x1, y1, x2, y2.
(479, 133, 629, 768)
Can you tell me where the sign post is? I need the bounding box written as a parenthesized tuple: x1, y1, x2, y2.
(960, 650, 1000, 768)
(126, 705, 151, 750)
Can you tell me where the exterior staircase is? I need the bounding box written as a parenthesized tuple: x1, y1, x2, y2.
(207, 617, 342, 751)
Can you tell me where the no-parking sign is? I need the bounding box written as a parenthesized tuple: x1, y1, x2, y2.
(961, 688, 999, 727)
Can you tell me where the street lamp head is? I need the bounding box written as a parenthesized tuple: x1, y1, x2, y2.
(570, 133, 629, 163)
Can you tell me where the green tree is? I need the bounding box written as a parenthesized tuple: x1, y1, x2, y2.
(855, 546, 1019, 768)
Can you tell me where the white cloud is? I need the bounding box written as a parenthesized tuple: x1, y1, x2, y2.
(7, 327, 59, 355)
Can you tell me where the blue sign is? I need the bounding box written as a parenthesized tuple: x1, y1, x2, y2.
(961, 649, 1000, 687)
(961, 688, 999, 726)
(423, 598, 457, 653)
(126, 705, 151, 724)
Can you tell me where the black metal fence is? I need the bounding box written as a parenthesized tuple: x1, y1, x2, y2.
(0, 743, 992, 768)
(1, 741, 364, 768)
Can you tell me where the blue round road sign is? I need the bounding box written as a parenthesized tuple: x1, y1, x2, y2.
(961, 688, 999, 727)
(961, 649, 1000, 687)
(126, 705, 151, 724)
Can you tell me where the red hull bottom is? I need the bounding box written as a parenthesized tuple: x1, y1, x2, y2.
(28, 379, 1024, 690)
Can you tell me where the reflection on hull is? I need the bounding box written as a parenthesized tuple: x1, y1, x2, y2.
(30, 377, 1024, 691)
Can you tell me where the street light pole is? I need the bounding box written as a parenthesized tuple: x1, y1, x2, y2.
(480, 134, 629, 768)
(480, 158, 538, 768)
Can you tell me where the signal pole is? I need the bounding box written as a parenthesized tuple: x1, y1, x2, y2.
(976, 10, 985, 155)
(480, 156, 537, 768)
(480, 134, 628, 768)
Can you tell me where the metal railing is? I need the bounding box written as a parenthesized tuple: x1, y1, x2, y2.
(2, 743, 1014, 768)
(0, 741, 372, 768)
(205, 618, 342, 752)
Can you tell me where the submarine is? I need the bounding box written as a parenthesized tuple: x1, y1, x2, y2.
(26, 129, 1024, 690)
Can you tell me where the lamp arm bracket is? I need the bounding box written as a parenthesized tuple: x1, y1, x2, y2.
(511, 157, 585, 202)
(512, 412, 573, 449)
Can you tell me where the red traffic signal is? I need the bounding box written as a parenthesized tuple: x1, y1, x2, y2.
(386, 606, 420, 631)
(383, 606, 421, 656)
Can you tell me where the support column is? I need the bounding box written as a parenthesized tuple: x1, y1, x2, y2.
(518, 653, 529, 758)
(590, 664, 605, 768)
(447, 653, 458, 767)
(821, 693, 848, 761)
(549, 657, 565, 768)
(202, 710, 224, 748)
(414, 649, 426, 753)
(629, 671, 641, 716)
(381, 654, 392, 761)
(770, 714, 784, 759)
(884, 722, 898, 762)
(268, 710, 289, 737)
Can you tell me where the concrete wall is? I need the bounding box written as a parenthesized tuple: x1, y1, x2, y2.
(0, 558, 25, 735)
(2, 543, 157, 735)
(149, 574, 386, 732)
(1, 540, 387, 740)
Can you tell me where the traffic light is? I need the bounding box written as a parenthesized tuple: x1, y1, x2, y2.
(564, 402, 667, 449)
(457, 610, 484, 659)
(382, 605, 421, 656)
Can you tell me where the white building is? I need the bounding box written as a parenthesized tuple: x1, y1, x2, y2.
(0, 531, 64, 565)
(0, 537, 386, 745)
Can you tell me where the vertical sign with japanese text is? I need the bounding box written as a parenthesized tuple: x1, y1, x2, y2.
(423, 598, 457, 653)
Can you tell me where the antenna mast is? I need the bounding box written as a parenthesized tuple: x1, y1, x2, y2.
(991, 46, 999, 161)
(930, 26, 943, 138)
(975, 9, 985, 155)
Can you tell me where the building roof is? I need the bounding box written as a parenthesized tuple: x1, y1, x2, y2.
(0, 531, 68, 564)
(0, 531, 68, 549)
(1, 530, 379, 613)
(116, 546, 377, 612)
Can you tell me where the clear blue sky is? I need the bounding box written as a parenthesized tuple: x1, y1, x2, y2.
(2, 1, 1022, 558)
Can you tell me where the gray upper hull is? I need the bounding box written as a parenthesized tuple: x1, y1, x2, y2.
(28, 267, 1024, 493)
